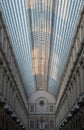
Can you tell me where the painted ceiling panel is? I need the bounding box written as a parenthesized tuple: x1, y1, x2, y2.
(0, 0, 83, 97)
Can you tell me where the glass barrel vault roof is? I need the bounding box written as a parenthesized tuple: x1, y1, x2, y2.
(0, 0, 84, 97)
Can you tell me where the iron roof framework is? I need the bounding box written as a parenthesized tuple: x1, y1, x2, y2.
(0, 0, 84, 97)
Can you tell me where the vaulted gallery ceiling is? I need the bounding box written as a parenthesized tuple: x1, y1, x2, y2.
(0, 0, 83, 97)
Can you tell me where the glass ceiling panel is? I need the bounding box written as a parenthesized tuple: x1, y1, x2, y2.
(0, 0, 84, 97)
(28, 0, 53, 91)
(0, 0, 36, 97)
(48, 0, 83, 96)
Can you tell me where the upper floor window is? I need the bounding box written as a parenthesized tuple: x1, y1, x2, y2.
(30, 120, 34, 128)
(50, 106, 53, 112)
(30, 105, 34, 113)
(50, 120, 54, 128)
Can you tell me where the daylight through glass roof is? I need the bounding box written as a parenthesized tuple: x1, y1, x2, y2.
(0, 0, 83, 97)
